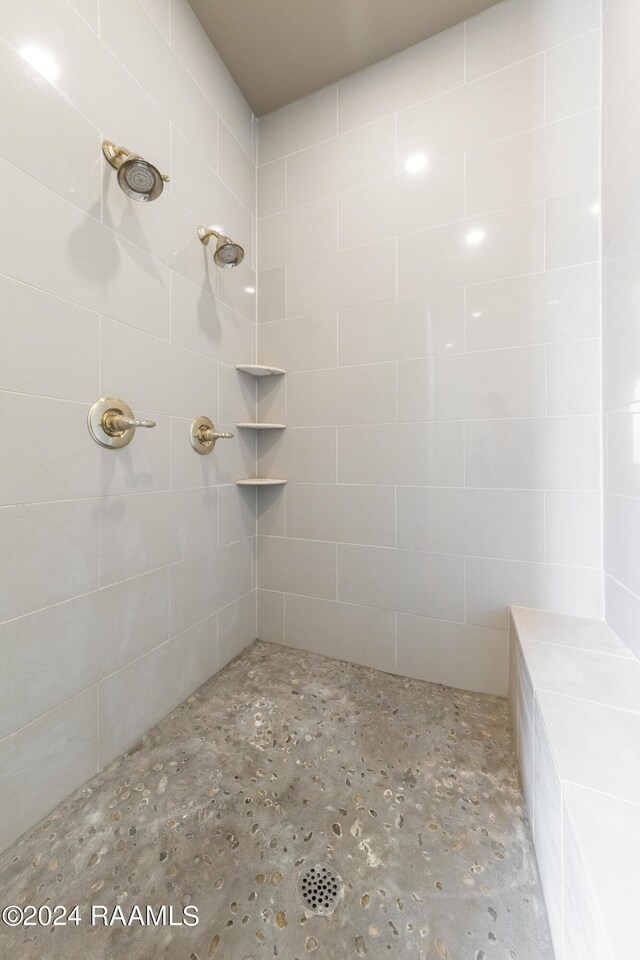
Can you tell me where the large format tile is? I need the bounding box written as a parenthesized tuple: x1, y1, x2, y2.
(258, 313, 337, 372)
(396, 487, 545, 561)
(97, 616, 218, 765)
(0, 0, 170, 171)
(397, 347, 545, 422)
(397, 614, 508, 695)
(0, 392, 170, 505)
(338, 157, 464, 249)
(338, 422, 464, 487)
(169, 538, 254, 636)
(465, 264, 600, 351)
(285, 483, 395, 547)
(287, 238, 396, 318)
(0, 158, 170, 338)
(286, 116, 396, 208)
(100, 0, 219, 168)
(338, 543, 465, 621)
(465, 0, 600, 80)
(466, 558, 603, 629)
(465, 416, 601, 491)
(0, 45, 101, 214)
(544, 491, 602, 568)
(170, 272, 254, 368)
(338, 25, 464, 132)
(465, 110, 599, 215)
(287, 364, 396, 426)
(218, 590, 256, 668)
(257, 536, 337, 600)
(397, 55, 545, 163)
(0, 688, 97, 852)
(284, 595, 396, 673)
(256, 589, 285, 644)
(99, 488, 218, 585)
(562, 784, 639, 960)
(545, 30, 601, 123)
(520, 638, 640, 712)
(0, 276, 99, 402)
(259, 197, 337, 271)
(531, 699, 563, 957)
(510, 606, 630, 657)
(0, 500, 99, 622)
(537, 690, 640, 804)
(258, 427, 336, 484)
(0, 569, 169, 740)
(398, 202, 545, 296)
(258, 85, 337, 164)
(338, 290, 465, 366)
(101, 318, 218, 420)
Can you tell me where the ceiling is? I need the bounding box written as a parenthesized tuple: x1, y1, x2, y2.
(188, 0, 503, 116)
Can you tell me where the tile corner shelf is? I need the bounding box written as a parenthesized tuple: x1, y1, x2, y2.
(236, 422, 287, 430)
(235, 364, 286, 377)
(235, 478, 287, 486)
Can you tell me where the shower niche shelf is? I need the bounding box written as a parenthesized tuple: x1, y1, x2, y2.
(236, 422, 287, 430)
(236, 478, 287, 486)
(235, 363, 287, 486)
(236, 364, 286, 377)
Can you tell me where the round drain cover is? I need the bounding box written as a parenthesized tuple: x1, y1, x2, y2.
(299, 862, 342, 915)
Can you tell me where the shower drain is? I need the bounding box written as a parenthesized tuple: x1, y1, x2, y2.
(299, 862, 342, 915)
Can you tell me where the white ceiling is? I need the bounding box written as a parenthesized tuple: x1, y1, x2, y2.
(187, 0, 503, 116)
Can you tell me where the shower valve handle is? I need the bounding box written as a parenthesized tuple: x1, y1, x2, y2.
(200, 427, 234, 443)
(190, 416, 234, 454)
(87, 397, 156, 449)
(103, 413, 156, 434)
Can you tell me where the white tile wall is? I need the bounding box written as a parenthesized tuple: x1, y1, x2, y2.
(255, 0, 602, 695)
(603, 0, 640, 661)
(510, 607, 640, 960)
(0, 0, 257, 851)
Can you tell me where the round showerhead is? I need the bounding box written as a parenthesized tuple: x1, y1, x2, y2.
(197, 226, 245, 269)
(102, 140, 169, 202)
(214, 237, 244, 268)
(118, 157, 164, 201)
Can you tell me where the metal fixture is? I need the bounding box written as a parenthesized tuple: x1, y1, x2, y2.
(190, 416, 234, 454)
(88, 397, 156, 448)
(102, 140, 169, 201)
(299, 863, 342, 915)
(197, 226, 245, 268)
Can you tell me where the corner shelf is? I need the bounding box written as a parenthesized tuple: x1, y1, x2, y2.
(236, 422, 287, 430)
(236, 478, 287, 487)
(235, 365, 287, 488)
(236, 364, 286, 377)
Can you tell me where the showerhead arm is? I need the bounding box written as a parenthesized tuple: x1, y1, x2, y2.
(197, 226, 223, 245)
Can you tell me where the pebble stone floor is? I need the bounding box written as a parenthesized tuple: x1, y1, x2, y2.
(0, 640, 553, 960)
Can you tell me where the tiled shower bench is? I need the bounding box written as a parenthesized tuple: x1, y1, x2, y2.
(509, 606, 640, 960)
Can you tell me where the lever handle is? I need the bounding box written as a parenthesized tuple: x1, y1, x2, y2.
(190, 416, 234, 454)
(105, 414, 156, 433)
(88, 397, 156, 449)
(201, 428, 234, 442)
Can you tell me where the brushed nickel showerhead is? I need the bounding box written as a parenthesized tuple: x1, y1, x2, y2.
(197, 226, 245, 268)
(102, 140, 169, 202)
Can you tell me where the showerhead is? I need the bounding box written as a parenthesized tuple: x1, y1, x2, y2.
(197, 226, 245, 269)
(102, 140, 169, 202)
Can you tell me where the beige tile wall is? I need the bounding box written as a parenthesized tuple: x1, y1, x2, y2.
(0, 0, 257, 851)
(256, 0, 603, 695)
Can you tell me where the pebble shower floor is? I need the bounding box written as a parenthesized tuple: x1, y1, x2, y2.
(0, 641, 552, 959)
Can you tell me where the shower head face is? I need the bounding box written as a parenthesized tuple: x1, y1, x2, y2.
(118, 157, 164, 202)
(214, 237, 245, 269)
